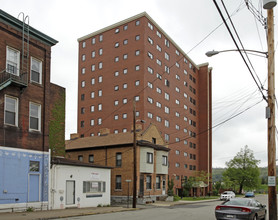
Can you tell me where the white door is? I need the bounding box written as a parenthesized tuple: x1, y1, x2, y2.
(162, 178, 166, 195)
(66, 180, 75, 205)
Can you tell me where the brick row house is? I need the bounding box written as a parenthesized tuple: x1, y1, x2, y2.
(0, 10, 65, 210)
(76, 12, 212, 195)
(66, 124, 170, 203)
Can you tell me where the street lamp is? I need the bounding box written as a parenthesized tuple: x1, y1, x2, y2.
(205, 49, 268, 58)
(132, 99, 145, 208)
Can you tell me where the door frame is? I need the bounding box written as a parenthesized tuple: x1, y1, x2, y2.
(66, 180, 75, 205)
(28, 173, 41, 202)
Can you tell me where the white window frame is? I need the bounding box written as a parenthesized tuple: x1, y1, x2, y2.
(29, 102, 41, 131)
(6, 46, 20, 76)
(30, 57, 42, 84)
(4, 95, 18, 126)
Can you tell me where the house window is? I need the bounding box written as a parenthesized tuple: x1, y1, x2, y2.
(29, 102, 41, 131)
(6, 46, 20, 75)
(152, 138, 156, 144)
(162, 156, 168, 166)
(116, 175, 122, 189)
(89, 155, 94, 163)
(146, 175, 152, 190)
(78, 155, 83, 161)
(147, 152, 153, 164)
(4, 96, 18, 126)
(116, 153, 122, 167)
(31, 57, 42, 84)
(156, 176, 161, 189)
(29, 161, 40, 172)
(83, 181, 106, 193)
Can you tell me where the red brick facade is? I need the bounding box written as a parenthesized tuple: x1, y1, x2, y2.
(76, 12, 212, 194)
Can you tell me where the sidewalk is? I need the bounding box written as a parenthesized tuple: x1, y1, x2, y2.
(0, 199, 220, 220)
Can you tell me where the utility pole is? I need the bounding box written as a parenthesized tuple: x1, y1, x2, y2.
(266, 5, 277, 220)
(132, 99, 137, 208)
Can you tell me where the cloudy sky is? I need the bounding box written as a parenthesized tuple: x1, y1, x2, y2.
(2, 0, 278, 167)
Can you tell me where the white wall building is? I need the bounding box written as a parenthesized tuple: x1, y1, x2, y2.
(50, 157, 111, 209)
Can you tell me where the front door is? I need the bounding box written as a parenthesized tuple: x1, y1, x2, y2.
(139, 175, 144, 196)
(66, 180, 75, 205)
(28, 174, 40, 202)
(162, 177, 166, 195)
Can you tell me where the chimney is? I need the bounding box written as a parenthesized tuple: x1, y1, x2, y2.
(99, 128, 110, 136)
(70, 133, 80, 140)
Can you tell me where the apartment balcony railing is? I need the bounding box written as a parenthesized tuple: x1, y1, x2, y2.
(0, 69, 28, 91)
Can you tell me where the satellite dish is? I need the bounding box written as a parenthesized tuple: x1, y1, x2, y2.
(263, 0, 277, 9)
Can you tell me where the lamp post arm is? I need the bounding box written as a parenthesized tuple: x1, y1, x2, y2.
(206, 49, 268, 57)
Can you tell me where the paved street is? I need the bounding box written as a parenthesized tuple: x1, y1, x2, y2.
(53, 194, 269, 220)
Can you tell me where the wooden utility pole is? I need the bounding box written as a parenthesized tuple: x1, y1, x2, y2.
(132, 99, 137, 208)
(267, 7, 277, 220)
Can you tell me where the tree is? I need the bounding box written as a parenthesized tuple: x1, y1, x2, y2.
(223, 145, 260, 194)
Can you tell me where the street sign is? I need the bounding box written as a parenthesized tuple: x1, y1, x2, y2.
(268, 176, 276, 186)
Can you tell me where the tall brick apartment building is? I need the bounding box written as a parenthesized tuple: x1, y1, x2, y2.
(0, 10, 65, 210)
(77, 12, 212, 194)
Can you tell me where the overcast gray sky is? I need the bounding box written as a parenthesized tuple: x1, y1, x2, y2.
(2, 0, 278, 167)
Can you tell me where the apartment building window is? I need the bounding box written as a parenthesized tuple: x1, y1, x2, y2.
(184, 116, 188, 122)
(81, 94, 85, 101)
(184, 57, 188, 63)
(114, 130, 119, 134)
(148, 37, 153, 45)
(91, 64, 95, 71)
(78, 155, 83, 162)
(184, 164, 188, 169)
(82, 41, 86, 48)
(82, 54, 85, 61)
(176, 50, 180, 55)
(156, 45, 162, 52)
(147, 152, 153, 164)
(147, 112, 153, 119)
(6, 47, 20, 76)
(124, 25, 128, 30)
(184, 69, 188, 75)
(135, 65, 140, 71)
(135, 96, 140, 101)
(148, 66, 153, 74)
(176, 62, 180, 68)
(156, 59, 162, 66)
(91, 92, 95, 99)
(116, 175, 122, 189)
(114, 100, 119, 106)
(184, 140, 188, 145)
(175, 87, 180, 93)
(135, 50, 140, 56)
(184, 93, 188, 98)
(184, 152, 188, 157)
(156, 102, 161, 108)
(184, 104, 188, 110)
(114, 115, 119, 120)
(123, 128, 127, 133)
(184, 128, 188, 133)
(82, 68, 85, 74)
(91, 78, 95, 85)
(123, 98, 127, 104)
(81, 81, 85, 88)
(148, 22, 153, 30)
(123, 54, 128, 60)
(4, 96, 18, 126)
(135, 80, 140, 86)
(115, 28, 120, 34)
(146, 175, 152, 190)
(115, 56, 119, 62)
(114, 71, 119, 77)
(165, 106, 169, 114)
(92, 37, 95, 44)
(176, 150, 180, 155)
(165, 65, 170, 74)
(175, 163, 180, 168)
(99, 48, 103, 55)
(176, 125, 180, 130)
(123, 68, 128, 74)
(147, 82, 153, 89)
(176, 74, 180, 81)
(123, 39, 128, 45)
(29, 102, 41, 131)
(175, 99, 180, 105)
(156, 73, 162, 80)
(165, 79, 170, 87)
(156, 176, 161, 189)
(30, 57, 42, 84)
(165, 120, 169, 128)
(147, 52, 153, 59)
(157, 31, 162, 38)
(176, 137, 180, 142)
(116, 153, 122, 167)
(90, 119, 94, 126)
(123, 83, 127, 89)
(165, 52, 169, 61)
(123, 113, 127, 119)
(135, 35, 140, 40)
(98, 104, 102, 111)
(165, 92, 169, 100)
(114, 85, 119, 91)
(98, 76, 103, 83)
(115, 42, 119, 48)
(156, 116, 162, 122)
(136, 111, 140, 117)
(162, 156, 168, 166)
(156, 87, 161, 94)
(147, 97, 153, 104)
(135, 20, 140, 26)
(99, 35, 103, 42)
(97, 118, 102, 125)
(98, 62, 103, 69)
(165, 134, 169, 142)
(165, 39, 170, 47)
(81, 107, 85, 114)
(175, 112, 180, 117)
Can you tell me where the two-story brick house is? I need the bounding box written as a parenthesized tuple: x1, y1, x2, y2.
(66, 124, 170, 204)
(0, 10, 65, 210)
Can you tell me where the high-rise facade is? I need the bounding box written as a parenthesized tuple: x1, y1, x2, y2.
(77, 12, 212, 193)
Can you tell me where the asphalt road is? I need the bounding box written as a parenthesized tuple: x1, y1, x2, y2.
(56, 194, 269, 220)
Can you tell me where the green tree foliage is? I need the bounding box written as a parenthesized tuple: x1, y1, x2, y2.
(168, 178, 174, 196)
(223, 145, 260, 194)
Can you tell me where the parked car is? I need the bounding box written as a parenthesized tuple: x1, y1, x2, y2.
(215, 198, 266, 220)
(245, 191, 255, 197)
(220, 191, 236, 200)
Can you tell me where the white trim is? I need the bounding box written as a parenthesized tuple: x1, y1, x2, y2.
(29, 102, 41, 132)
(30, 57, 42, 84)
(4, 95, 18, 127)
(28, 173, 41, 202)
(6, 46, 20, 76)
(0, 146, 50, 155)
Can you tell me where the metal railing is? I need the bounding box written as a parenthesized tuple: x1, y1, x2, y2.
(0, 69, 28, 90)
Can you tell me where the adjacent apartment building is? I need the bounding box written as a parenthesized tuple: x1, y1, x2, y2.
(76, 12, 212, 194)
(0, 10, 65, 210)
